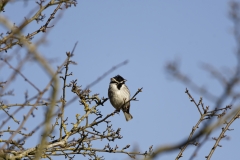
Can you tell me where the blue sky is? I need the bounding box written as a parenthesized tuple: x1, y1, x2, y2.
(0, 1, 239, 160)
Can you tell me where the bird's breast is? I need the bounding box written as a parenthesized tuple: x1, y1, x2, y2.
(108, 84, 130, 110)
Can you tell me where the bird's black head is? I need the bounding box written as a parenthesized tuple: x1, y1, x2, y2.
(113, 75, 125, 83)
(110, 75, 126, 89)
(111, 75, 126, 90)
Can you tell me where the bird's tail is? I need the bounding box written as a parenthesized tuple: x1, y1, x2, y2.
(123, 112, 133, 121)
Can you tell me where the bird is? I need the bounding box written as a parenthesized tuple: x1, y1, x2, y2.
(108, 75, 133, 121)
